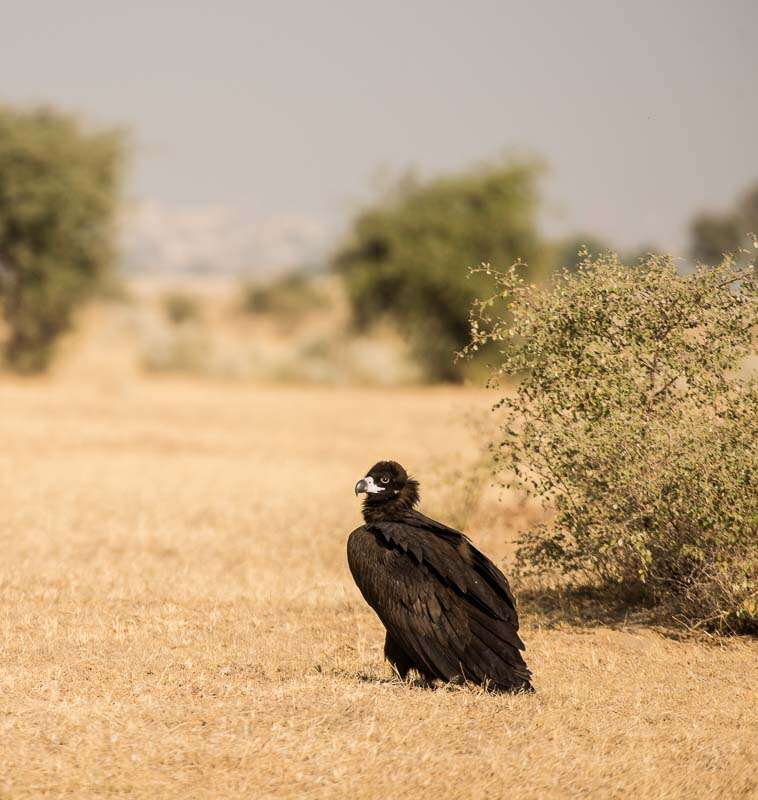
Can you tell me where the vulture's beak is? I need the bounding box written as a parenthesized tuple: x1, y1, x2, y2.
(355, 476, 385, 495)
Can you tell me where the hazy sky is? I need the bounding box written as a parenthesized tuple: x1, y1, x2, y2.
(2, 0, 756, 258)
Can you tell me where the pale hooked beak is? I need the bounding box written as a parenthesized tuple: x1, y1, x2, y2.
(354, 476, 385, 496)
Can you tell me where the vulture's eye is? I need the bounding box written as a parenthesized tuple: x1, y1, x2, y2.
(380, 475, 390, 484)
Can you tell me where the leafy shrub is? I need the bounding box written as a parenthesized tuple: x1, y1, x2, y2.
(334, 160, 547, 382)
(0, 106, 124, 371)
(465, 250, 757, 633)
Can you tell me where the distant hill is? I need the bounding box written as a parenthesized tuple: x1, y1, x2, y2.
(119, 199, 333, 279)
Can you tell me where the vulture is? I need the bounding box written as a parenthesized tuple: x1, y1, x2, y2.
(348, 460, 533, 693)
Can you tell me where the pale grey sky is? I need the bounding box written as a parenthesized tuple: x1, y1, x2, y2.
(2, 0, 755, 264)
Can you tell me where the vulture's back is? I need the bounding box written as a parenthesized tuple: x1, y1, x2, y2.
(346, 519, 532, 692)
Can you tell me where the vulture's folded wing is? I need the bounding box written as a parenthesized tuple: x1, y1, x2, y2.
(347, 524, 531, 690)
(372, 515, 522, 632)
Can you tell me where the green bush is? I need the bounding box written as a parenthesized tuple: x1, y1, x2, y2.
(334, 160, 547, 382)
(465, 250, 757, 633)
(0, 106, 125, 372)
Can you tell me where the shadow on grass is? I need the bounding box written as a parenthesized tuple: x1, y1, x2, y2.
(516, 583, 699, 641)
(354, 672, 431, 689)
(353, 672, 536, 697)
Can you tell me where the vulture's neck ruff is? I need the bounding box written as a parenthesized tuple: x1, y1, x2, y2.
(362, 478, 420, 524)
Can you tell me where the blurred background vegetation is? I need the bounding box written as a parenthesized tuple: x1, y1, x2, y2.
(0, 102, 756, 384)
(0, 106, 124, 372)
(334, 160, 547, 381)
(689, 184, 758, 267)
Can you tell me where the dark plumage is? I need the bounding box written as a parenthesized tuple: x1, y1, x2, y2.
(348, 460, 533, 693)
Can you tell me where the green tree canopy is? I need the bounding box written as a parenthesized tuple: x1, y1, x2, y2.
(690, 182, 758, 266)
(334, 160, 547, 381)
(553, 235, 612, 271)
(0, 106, 125, 371)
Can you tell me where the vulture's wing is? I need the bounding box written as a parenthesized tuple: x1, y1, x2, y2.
(404, 509, 521, 623)
(347, 518, 531, 690)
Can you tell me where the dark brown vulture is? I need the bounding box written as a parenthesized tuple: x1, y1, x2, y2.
(348, 460, 533, 693)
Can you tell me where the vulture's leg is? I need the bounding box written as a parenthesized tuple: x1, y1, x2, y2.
(384, 631, 414, 680)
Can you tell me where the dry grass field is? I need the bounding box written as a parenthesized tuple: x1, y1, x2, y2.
(1, 375, 756, 799)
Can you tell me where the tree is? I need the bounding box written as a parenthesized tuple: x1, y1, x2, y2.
(553, 234, 612, 271)
(689, 213, 742, 266)
(690, 182, 758, 265)
(334, 160, 547, 381)
(465, 252, 757, 633)
(0, 107, 125, 372)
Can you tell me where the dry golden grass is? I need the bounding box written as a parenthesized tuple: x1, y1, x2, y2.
(0, 377, 756, 799)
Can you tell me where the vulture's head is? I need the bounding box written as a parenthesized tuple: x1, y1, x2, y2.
(355, 460, 420, 508)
